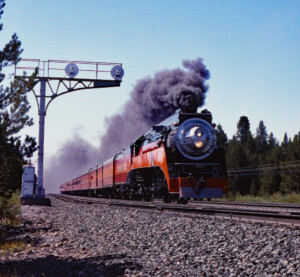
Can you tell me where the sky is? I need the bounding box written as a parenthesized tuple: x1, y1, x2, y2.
(1, 0, 300, 190)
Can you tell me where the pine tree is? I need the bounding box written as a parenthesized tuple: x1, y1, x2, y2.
(0, 0, 37, 199)
(282, 132, 288, 148)
(227, 117, 255, 195)
(292, 132, 300, 160)
(268, 132, 277, 149)
(255, 121, 272, 194)
(255, 121, 269, 154)
(236, 116, 251, 144)
(279, 132, 300, 193)
(216, 124, 228, 149)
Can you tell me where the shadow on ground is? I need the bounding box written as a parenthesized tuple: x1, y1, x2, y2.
(0, 253, 142, 277)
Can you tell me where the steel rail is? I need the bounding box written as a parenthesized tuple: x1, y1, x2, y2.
(156, 199, 300, 209)
(51, 194, 300, 227)
(52, 194, 300, 213)
(176, 200, 300, 214)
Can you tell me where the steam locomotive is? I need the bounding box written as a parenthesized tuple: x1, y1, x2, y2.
(60, 110, 228, 202)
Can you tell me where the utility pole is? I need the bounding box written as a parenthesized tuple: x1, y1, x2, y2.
(15, 59, 124, 204)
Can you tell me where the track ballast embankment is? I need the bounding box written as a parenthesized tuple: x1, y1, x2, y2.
(53, 194, 300, 227)
(2, 195, 299, 276)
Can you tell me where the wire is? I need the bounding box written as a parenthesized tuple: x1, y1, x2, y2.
(228, 160, 300, 177)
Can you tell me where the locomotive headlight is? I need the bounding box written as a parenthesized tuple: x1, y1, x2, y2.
(196, 132, 202, 137)
(176, 118, 216, 160)
(195, 141, 203, 148)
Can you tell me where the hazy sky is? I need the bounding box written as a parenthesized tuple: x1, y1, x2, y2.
(2, 0, 300, 166)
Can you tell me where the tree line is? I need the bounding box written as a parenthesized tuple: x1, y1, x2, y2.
(217, 116, 300, 196)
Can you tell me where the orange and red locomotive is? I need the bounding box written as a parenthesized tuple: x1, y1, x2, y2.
(60, 110, 228, 201)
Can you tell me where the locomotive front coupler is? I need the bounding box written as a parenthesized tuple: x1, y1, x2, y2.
(197, 177, 206, 188)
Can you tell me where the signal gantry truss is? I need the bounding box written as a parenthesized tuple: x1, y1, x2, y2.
(14, 59, 124, 199)
(15, 59, 123, 114)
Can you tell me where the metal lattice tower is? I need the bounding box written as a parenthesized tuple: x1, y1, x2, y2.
(15, 59, 124, 198)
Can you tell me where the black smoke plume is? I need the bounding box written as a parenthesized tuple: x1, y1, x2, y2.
(45, 58, 210, 192)
(44, 135, 98, 193)
(98, 57, 210, 159)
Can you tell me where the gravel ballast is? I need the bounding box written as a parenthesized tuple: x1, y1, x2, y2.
(0, 195, 299, 276)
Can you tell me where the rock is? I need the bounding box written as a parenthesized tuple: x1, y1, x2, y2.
(1, 195, 299, 277)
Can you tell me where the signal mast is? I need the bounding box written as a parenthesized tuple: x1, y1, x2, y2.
(15, 59, 124, 204)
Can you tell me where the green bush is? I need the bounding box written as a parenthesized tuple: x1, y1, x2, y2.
(0, 191, 21, 225)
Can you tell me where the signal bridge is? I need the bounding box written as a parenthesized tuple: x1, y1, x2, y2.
(15, 59, 124, 203)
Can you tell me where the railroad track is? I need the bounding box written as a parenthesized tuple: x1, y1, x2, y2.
(173, 199, 300, 213)
(51, 194, 300, 227)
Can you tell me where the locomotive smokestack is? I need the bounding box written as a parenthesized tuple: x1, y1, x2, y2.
(176, 89, 199, 113)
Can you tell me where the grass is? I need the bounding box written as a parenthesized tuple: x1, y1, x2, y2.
(224, 192, 300, 204)
(0, 191, 24, 255)
(0, 239, 27, 254)
(0, 191, 21, 226)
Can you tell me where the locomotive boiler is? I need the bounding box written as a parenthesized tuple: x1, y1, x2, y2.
(60, 110, 228, 202)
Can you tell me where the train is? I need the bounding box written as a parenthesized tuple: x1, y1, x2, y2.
(60, 110, 228, 202)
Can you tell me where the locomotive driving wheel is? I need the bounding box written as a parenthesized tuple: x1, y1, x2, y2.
(151, 168, 171, 203)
